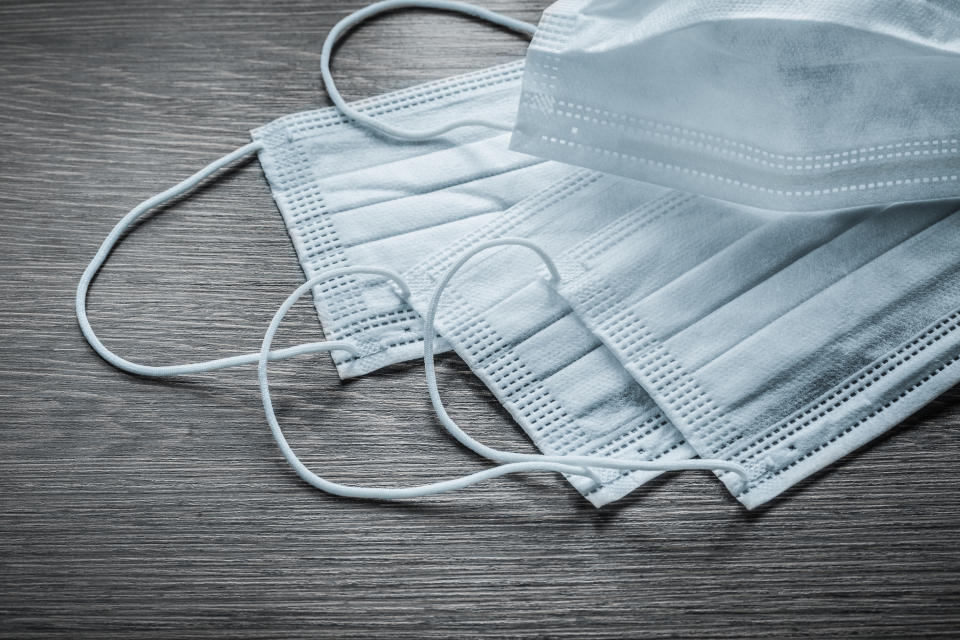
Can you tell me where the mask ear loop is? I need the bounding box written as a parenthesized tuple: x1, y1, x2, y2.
(76, 142, 359, 376)
(421, 238, 752, 493)
(258, 266, 598, 499)
(320, 0, 537, 141)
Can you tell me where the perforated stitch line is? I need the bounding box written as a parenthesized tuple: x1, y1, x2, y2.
(734, 309, 960, 466)
(330, 311, 424, 365)
(257, 128, 314, 191)
(299, 222, 346, 262)
(450, 336, 571, 436)
(328, 307, 421, 336)
(521, 44, 954, 167)
(442, 290, 674, 453)
(265, 138, 371, 333)
(433, 286, 694, 497)
(547, 99, 960, 169)
(583, 415, 667, 457)
(532, 135, 960, 199)
(441, 290, 589, 442)
(287, 196, 328, 227)
(570, 279, 670, 371)
(569, 278, 731, 447)
(529, 18, 574, 54)
(741, 343, 960, 498)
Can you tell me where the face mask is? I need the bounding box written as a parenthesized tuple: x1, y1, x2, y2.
(510, 0, 960, 211)
(398, 170, 707, 506)
(548, 191, 960, 508)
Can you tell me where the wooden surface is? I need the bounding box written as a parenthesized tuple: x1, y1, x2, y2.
(2, 1, 960, 637)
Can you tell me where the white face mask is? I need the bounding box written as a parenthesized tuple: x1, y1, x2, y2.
(254, 59, 578, 378)
(550, 191, 960, 507)
(401, 170, 704, 506)
(510, 0, 960, 211)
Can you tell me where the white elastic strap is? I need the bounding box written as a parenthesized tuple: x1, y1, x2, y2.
(76, 141, 357, 377)
(320, 0, 536, 140)
(421, 238, 752, 491)
(258, 266, 595, 499)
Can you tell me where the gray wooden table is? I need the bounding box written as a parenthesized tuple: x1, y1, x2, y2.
(2, 1, 960, 637)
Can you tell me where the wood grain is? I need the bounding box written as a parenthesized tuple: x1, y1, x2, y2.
(1, 1, 959, 637)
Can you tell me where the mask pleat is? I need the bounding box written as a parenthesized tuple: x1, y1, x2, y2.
(669, 202, 959, 373)
(316, 134, 539, 213)
(330, 162, 571, 249)
(693, 209, 960, 450)
(629, 207, 874, 343)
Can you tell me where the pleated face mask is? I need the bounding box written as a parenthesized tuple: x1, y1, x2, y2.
(402, 170, 704, 506)
(510, 0, 960, 211)
(549, 192, 960, 508)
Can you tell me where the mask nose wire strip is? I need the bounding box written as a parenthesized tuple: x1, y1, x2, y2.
(320, 0, 537, 141)
(421, 238, 752, 492)
(76, 141, 359, 377)
(258, 266, 595, 499)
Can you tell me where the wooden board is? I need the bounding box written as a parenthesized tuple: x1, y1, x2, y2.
(1, 1, 959, 637)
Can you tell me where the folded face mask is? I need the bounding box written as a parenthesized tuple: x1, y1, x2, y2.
(253, 60, 579, 378)
(402, 170, 702, 506)
(550, 191, 960, 507)
(510, 0, 960, 211)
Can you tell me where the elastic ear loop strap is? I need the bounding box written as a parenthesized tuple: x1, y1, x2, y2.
(75, 141, 359, 376)
(321, 0, 536, 140)
(257, 241, 749, 499)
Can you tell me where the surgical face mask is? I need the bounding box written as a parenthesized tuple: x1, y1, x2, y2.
(254, 59, 579, 378)
(510, 0, 960, 211)
(549, 191, 960, 508)
(401, 170, 703, 506)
